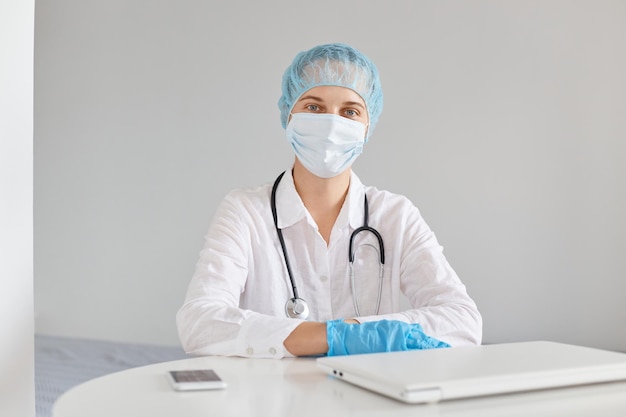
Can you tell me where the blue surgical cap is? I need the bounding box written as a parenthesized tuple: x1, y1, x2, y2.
(278, 43, 383, 140)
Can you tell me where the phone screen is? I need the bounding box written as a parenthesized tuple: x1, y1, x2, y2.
(168, 369, 227, 391)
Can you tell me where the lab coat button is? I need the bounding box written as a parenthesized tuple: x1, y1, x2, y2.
(320, 275, 328, 282)
(246, 347, 254, 355)
(269, 347, 277, 355)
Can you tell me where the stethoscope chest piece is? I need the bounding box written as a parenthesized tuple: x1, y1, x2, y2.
(285, 297, 310, 320)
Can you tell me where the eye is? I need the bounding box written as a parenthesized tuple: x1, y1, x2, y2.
(342, 108, 363, 121)
(305, 104, 321, 112)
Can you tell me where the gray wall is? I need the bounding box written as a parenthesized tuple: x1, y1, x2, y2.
(1, 0, 35, 415)
(35, 1, 626, 350)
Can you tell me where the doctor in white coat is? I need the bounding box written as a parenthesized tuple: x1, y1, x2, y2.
(177, 43, 482, 359)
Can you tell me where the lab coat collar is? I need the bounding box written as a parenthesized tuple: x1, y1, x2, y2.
(341, 171, 367, 231)
(273, 169, 366, 231)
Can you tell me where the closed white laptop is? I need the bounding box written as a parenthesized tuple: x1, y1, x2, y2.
(316, 341, 626, 404)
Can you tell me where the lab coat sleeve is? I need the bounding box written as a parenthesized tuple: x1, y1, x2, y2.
(357, 197, 482, 347)
(176, 191, 302, 358)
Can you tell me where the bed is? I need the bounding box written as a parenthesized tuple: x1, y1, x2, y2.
(35, 334, 189, 417)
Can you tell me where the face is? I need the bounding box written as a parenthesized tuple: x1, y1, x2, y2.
(290, 86, 369, 128)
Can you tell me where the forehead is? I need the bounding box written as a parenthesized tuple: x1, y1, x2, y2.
(296, 86, 366, 107)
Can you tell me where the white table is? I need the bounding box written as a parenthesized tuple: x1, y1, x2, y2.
(53, 355, 626, 417)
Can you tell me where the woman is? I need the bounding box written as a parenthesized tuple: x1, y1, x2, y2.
(177, 43, 482, 358)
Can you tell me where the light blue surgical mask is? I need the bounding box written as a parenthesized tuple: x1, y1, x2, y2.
(285, 113, 367, 178)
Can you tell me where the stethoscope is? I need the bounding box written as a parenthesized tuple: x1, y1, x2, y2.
(271, 171, 385, 320)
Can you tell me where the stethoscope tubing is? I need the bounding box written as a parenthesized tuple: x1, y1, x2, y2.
(271, 171, 300, 300)
(271, 171, 385, 319)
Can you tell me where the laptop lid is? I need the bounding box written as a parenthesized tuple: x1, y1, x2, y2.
(316, 341, 626, 404)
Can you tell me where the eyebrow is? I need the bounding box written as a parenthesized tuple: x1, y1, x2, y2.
(297, 95, 365, 109)
(297, 95, 324, 102)
(344, 101, 366, 110)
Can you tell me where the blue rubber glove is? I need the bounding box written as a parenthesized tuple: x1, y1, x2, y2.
(326, 319, 450, 356)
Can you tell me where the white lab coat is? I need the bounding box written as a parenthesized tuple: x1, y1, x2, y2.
(177, 169, 482, 358)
